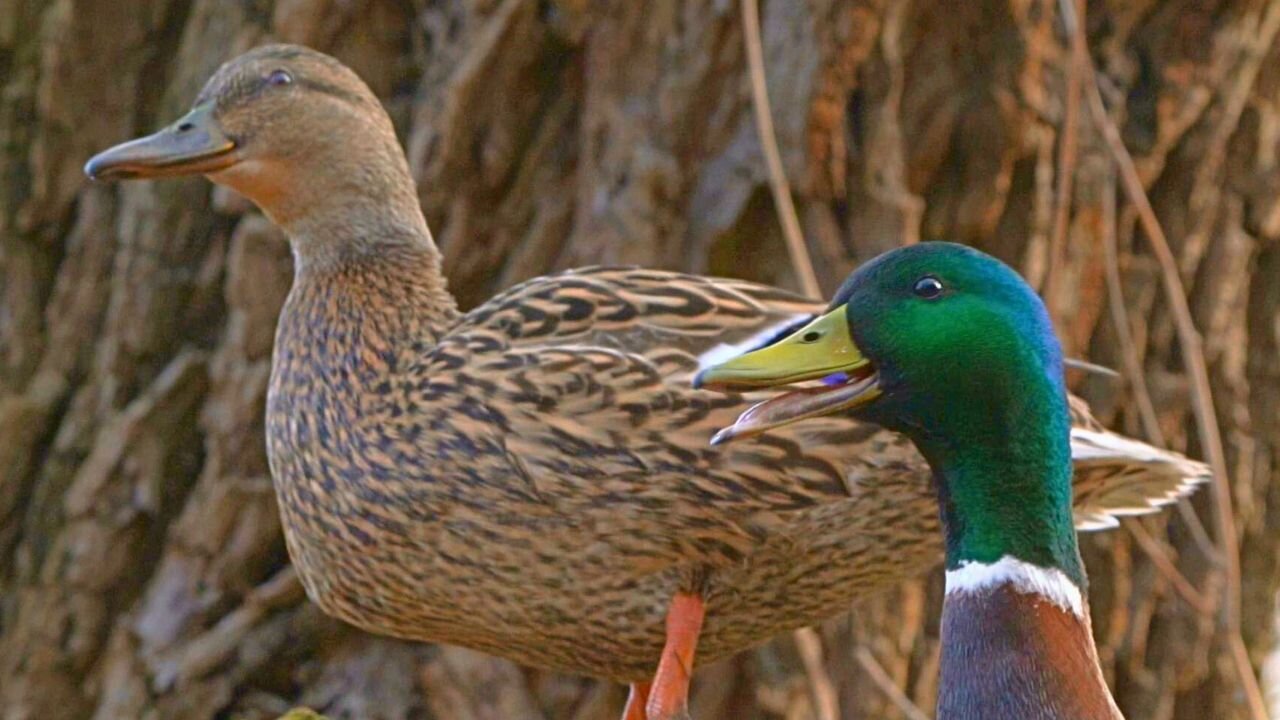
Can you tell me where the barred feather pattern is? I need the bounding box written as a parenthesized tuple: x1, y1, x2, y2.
(267, 255, 1206, 681)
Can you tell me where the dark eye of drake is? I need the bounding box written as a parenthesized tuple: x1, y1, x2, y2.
(266, 69, 293, 87)
(913, 275, 944, 299)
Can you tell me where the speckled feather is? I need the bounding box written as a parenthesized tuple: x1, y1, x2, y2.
(267, 250, 1204, 681)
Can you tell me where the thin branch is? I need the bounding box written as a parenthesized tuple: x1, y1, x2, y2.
(792, 628, 840, 720)
(1126, 520, 1216, 617)
(1064, 0, 1268, 716)
(1177, 0, 1280, 277)
(854, 646, 932, 720)
(741, 0, 822, 299)
(1096, 134, 1163, 448)
(1100, 162, 1220, 564)
(1063, 357, 1120, 378)
(1044, 0, 1083, 315)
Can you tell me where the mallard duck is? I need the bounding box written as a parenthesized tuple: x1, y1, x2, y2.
(85, 46, 1198, 719)
(699, 242, 1133, 718)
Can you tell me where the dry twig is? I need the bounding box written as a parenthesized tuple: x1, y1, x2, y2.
(1096, 170, 1164, 447)
(792, 628, 840, 720)
(1044, 0, 1083, 315)
(1099, 168, 1220, 563)
(1061, 0, 1269, 716)
(1100, 172, 1218, 561)
(741, 0, 822, 299)
(1178, 1, 1280, 277)
(854, 646, 932, 720)
(1125, 519, 1216, 617)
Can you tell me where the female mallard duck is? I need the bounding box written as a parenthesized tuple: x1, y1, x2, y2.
(86, 46, 1195, 719)
(700, 242, 1130, 718)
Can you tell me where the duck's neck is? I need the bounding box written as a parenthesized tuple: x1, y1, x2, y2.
(287, 192, 435, 274)
(283, 213, 460, 354)
(927, 429, 1121, 718)
(934, 440, 1082, 585)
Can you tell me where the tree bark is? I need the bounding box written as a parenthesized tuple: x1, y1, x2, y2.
(1, 0, 1277, 718)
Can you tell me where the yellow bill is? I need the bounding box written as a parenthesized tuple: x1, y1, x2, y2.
(695, 306, 881, 444)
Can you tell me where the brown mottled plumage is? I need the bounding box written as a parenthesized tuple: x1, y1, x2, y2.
(85, 45, 1208, 682)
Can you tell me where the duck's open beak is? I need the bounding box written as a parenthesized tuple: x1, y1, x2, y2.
(695, 305, 881, 444)
(84, 102, 237, 181)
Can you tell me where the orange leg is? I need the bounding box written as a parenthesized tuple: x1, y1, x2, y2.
(622, 681, 652, 720)
(645, 592, 706, 720)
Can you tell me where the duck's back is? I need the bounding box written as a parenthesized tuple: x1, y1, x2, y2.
(266, 263, 1202, 681)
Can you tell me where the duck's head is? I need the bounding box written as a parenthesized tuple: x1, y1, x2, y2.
(698, 242, 1068, 461)
(85, 45, 422, 243)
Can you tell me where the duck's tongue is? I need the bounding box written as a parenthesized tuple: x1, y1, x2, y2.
(711, 372, 881, 445)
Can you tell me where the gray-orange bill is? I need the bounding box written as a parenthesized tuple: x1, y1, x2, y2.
(85, 102, 236, 181)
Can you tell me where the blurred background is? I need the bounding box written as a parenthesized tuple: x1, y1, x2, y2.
(1, 0, 1278, 718)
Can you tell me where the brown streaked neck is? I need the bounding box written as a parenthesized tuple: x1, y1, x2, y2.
(256, 130, 460, 342)
(938, 582, 1122, 719)
(284, 231, 460, 351)
(287, 198, 437, 273)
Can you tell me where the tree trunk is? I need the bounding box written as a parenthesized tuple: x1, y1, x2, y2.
(1, 0, 1277, 718)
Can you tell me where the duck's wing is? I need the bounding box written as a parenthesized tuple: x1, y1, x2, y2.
(431, 267, 893, 569)
(448, 266, 822, 360)
(435, 268, 1206, 565)
(1066, 398, 1210, 530)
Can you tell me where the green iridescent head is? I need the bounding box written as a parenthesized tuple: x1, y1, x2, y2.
(699, 242, 1081, 581)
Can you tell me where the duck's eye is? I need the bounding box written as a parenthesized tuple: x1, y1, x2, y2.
(913, 275, 944, 299)
(266, 69, 293, 87)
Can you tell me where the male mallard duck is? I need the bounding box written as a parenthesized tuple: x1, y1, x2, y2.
(86, 46, 1197, 719)
(700, 242, 1132, 718)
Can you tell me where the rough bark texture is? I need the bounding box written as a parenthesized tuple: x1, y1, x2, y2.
(1, 0, 1278, 718)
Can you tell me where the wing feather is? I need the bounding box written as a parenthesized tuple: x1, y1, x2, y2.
(421, 267, 1206, 568)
